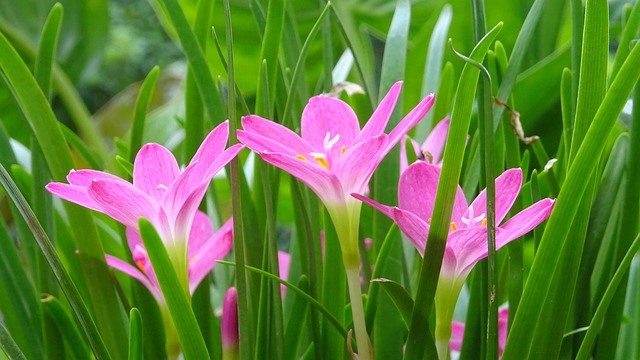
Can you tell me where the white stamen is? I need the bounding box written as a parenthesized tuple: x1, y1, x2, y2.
(323, 132, 340, 151)
(157, 184, 168, 190)
(461, 205, 486, 227)
(309, 152, 326, 159)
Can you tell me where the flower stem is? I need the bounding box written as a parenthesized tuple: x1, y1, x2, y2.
(346, 265, 372, 360)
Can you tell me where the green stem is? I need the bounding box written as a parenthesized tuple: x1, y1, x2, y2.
(160, 306, 181, 360)
(345, 266, 372, 360)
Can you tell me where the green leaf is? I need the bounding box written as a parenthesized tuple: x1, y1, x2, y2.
(156, 0, 224, 124)
(576, 231, 640, 360)
(129, 66, 160, 164)
(0, 164, 111, 360)
(0, 321, 27, 360)
(415, 4, 452, 138)
(128, 308, 143, 360)
(0, 30, 128, 358)
(138, 219, 210, 359)
(371, 278, 414, 329)
(404, 22, 503, 359)
(42, 294, 91, 359)
(503, 27, 640, 360)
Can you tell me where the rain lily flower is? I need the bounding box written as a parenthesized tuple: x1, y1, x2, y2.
(400, 117, 451, 173)
(278, 251, 290, 298)
(238, 82, 435, 360)
(353, 162, 554, 359)
(46, 121, 243, 297)
(450, 307, 509, 357)
(222, 287, 239, 360)
(105, 211, 233, 302)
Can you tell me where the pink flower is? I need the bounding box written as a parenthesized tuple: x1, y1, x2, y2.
(46, 121, 243, 297)
(237, 82, 434, 258)
(450, 307, 509, 357)
(278, 251, 290, 298)
(400, 117, 451, 173)
(353, 161, 555, 283)
(353, 162, 554, 358)
(103, 212, 233, 302)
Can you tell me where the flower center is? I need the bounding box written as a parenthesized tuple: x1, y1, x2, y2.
(296, 132, 346, 170)
(461, 205, 487, 228)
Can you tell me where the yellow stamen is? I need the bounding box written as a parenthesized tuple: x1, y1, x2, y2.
(450, 222, 457, 231)
(135, 260, 146, 275)
(341, 146, 346, 154)
(428, 217, 432, 223)
(296, 154, 309, 162)
(481, 218, 487, 227)
(315, 157, 329, 169)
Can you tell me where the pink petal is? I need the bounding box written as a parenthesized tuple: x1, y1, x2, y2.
(496, 198, 555, 249)
(240, 115, 312, 156)
(190, 121, 230, 168)
(449, 321, 466, 352)
(301, 96, 360, 153)
(446, 227, 493, 278)
(332, 134, 388, 195)
(125, 227, 143, 259)
(188, 218, 234, 293)
(106, 255, 162, 301)
(202, 144, 245, 180)
(498, 308, 509, 353)
(357, 81, 403, 141)
(67, 169, 124, 186)
(260, 151, 345, 205)
(385, 93, 435, 155)
(133, 144, 180, 201)
(421, 117, 450, 165)
(390, 208, 431, 255)
(467, 168, 523, 225)
(46, 183, 101, 212)
(87, 179, 161, 230)
(398, 162, 468, 223)
(351, 193, 397, 220)
(222, 287, 239, 349)
(187, 211, 215, 256)
(173, 183, 209, 244)
(278, 251, 291, 298)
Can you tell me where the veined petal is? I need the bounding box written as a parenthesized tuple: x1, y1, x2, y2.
(496, 198, 555, 248)
(452, 227, 506, 278)
(67, 169, 125, 186)
(261, 151, 345, 205)
(385, 93, 435, 155)
(106, 255, 162, 301)
(188, 218, 234, 293)
(190, 121, 230, 168)
(332, 134, 388, 195)
(133, 144, 180, 201)
(45, 183, 102, 212)
(357, 81, 403, 141)
(301, 96, 360, 151)
(202, 144, 245, 180)
(468, 168, 522, 225)
(187, 211, 215, 256)
(421, 117, 450, 164)
(173, 183, 209, 245)
(240, 115, 312, 156)
(88, 179, 160, 229)
(398, 162, 468, 222)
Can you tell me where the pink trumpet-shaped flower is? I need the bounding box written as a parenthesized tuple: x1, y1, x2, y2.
(106, 212, 233, 302)
(400, 117, 451, 173)
(450, 307, 509, 357)
(46, 121, 243, 296)
(353, 161, 555, 283)
(238, 82, 434, 257)
(353, 162, 554, 359)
